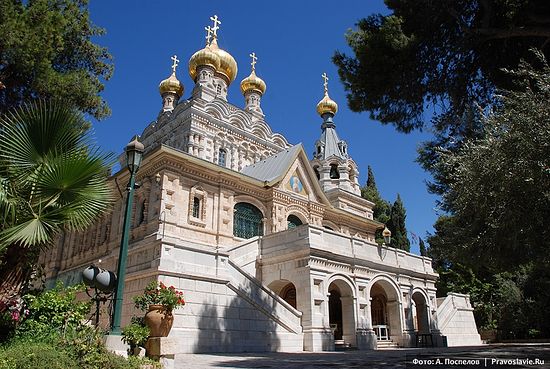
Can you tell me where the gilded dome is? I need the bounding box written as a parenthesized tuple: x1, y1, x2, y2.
(188, 45, 221, 81)
(210, 39, 238, 83)
(159, 72, 184, 97)
(240, 70, 266, 95)
(316, 93, 338, 116)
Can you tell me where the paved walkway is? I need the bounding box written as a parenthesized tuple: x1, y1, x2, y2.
(175, 344, 550, 369)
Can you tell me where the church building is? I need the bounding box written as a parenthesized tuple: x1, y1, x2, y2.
(41, 15, 481, 353)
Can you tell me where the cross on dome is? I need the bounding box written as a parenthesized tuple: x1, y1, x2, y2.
(210, 15, 221, 39)
(171, 55, 179, 73)
(250, 52, 257, 72)
(322, 72, 329, 95)
(205, 26, 213, 46)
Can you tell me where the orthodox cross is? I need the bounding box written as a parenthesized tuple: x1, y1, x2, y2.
(171, 55, 179, 73)
(250, 52, 257, 72)
(205, 26, 213, 46)
(210, 15, 221, 38)
(322, 72, 329, 94)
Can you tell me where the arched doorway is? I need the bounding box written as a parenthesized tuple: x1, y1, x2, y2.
(369, 278, 403, 342)
(328, 279, 356, 346)
(233, 202, 263, 239)
(267, 280, 297, 309)
(412, 291, 430, 333)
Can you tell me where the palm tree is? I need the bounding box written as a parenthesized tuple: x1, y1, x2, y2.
(0, 100, 113, 300)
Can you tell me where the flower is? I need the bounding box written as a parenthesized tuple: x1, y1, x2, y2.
(133, 280, 185, 312)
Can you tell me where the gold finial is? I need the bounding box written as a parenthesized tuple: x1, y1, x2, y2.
(171, 55, 179, 74)
(249, 52, 257, 72)
(205, 26, 213, 46)
(210, 15, 221, 39)
(322, 72, 329, 95)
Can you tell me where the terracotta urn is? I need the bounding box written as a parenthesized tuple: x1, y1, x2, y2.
(144, 304, 174, 337)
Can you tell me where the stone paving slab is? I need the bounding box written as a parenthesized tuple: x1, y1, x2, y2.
(174, 344, 550, 369)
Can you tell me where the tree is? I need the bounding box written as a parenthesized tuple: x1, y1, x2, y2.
(387, 194, 410, 251)
(0, 0, 113, 119)
(419, 237, 427, 257)
(0, 100, 113, 300)
(360, 166, 391, 243)
(333, 0, 550, 135)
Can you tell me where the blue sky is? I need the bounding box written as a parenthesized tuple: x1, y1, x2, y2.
(88, 0, 440, 254)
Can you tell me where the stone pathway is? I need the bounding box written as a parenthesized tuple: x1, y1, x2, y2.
(174, 344, 550, 369)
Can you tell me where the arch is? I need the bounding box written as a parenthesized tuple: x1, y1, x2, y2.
(233, 202, 264, 239)
(287, 214, 303, 229)
(327, 275, 357, 346)
(322, 220, 339, 232)
(329, 164, 340, 179)
(272, 134, 289, 148)
(368, 275, 403, 342)
(412, 289, 430, 334)
(267, 280, 297, 309)
(229, 110, 253, 128)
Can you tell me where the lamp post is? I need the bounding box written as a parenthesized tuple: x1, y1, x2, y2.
(382, 226, 392, 246)
(111, 135, 144, 335)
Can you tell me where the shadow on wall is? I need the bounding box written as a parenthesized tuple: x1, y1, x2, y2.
(194, 283, 281, 353)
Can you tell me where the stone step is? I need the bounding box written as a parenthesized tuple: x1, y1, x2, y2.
(376, 340, 399, 350)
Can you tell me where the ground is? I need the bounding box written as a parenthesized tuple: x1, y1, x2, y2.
(175, 344, 550, 368)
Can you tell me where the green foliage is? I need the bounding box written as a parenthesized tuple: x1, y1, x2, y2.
(360, 166, 391, 243)
(0, 341, 78, 369)
(0, 0, 113, 119)
(134, 280, 185, 312)
(121, 317, 150, 350)
(419, 238, 427, 257)
(387, 194, 410, 251)
(0, 100, 113, 298)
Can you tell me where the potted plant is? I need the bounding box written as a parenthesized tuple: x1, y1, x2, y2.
(133, 280, 185, 337)
(121, 317, 150, 355)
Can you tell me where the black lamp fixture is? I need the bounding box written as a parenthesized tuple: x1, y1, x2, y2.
(126, 135, 144, 174)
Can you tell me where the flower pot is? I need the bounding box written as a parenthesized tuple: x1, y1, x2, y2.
(144, 304, 174, 337)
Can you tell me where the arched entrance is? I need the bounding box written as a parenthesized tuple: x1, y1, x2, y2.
(412, 291, 430, 333)
(267, 280, 297, 309)
(287, 214, 303, 229)
(369, 278, 403, 342)
(328, 279, 356, 346)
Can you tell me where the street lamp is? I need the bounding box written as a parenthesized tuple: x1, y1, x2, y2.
(111, 135, 144, 335)
(382, 226, 392, 246)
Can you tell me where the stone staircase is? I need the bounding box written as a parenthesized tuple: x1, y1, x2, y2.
(376, 340, 399, 349)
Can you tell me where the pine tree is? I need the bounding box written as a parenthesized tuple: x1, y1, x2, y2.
(419, 237, 427, 257)
(387, 194, 410, 251)
(360, 166, 391, 243)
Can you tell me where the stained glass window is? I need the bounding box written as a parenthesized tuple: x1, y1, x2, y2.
(233, 202, 263, 239)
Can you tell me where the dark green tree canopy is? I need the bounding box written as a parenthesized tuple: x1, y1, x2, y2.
(334, 0, 550, 135)
(0, 0, 113, 119)
(387, 194, 410, 251)
(361, 165, 391, 226)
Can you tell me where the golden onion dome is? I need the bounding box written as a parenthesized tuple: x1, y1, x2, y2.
(210, 39, 238, 83)
(188, 45, 221, 81)
(240, 70, 266, 95)
(316, 93, 338, 116)
(159, 72, 184, 97)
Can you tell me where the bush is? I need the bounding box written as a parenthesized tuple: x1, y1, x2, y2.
(122, 317, 150, 351)
(0, 341, 78, 369)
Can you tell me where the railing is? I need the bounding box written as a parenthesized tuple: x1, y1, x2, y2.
(373, 325, 390, 341)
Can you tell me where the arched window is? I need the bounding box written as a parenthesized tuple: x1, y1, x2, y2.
(233, 203, 263, 239)
(330, 164, 340, 179)
(137, 199, 146, 225)
(287, 214, 303, 229)
(219, 148, 226, 167)
(192, 196, 200, 218)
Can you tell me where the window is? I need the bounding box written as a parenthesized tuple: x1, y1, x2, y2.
(233, 202, 263, 239)
(287, 214, 303, 229)
(192, 196, 200, 218)
(138, 199, 146, 224)
(330, 164, 340, 179)
(216, 84, 222, 94)
(219, 148, 226, 167)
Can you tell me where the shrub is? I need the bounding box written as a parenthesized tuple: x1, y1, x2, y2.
(133, 281, 185, 312)
(0, 341, 78, 369)
(122, 317, 150, 351)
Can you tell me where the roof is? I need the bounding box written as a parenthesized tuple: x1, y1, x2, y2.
(241, 144, 302, 182)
